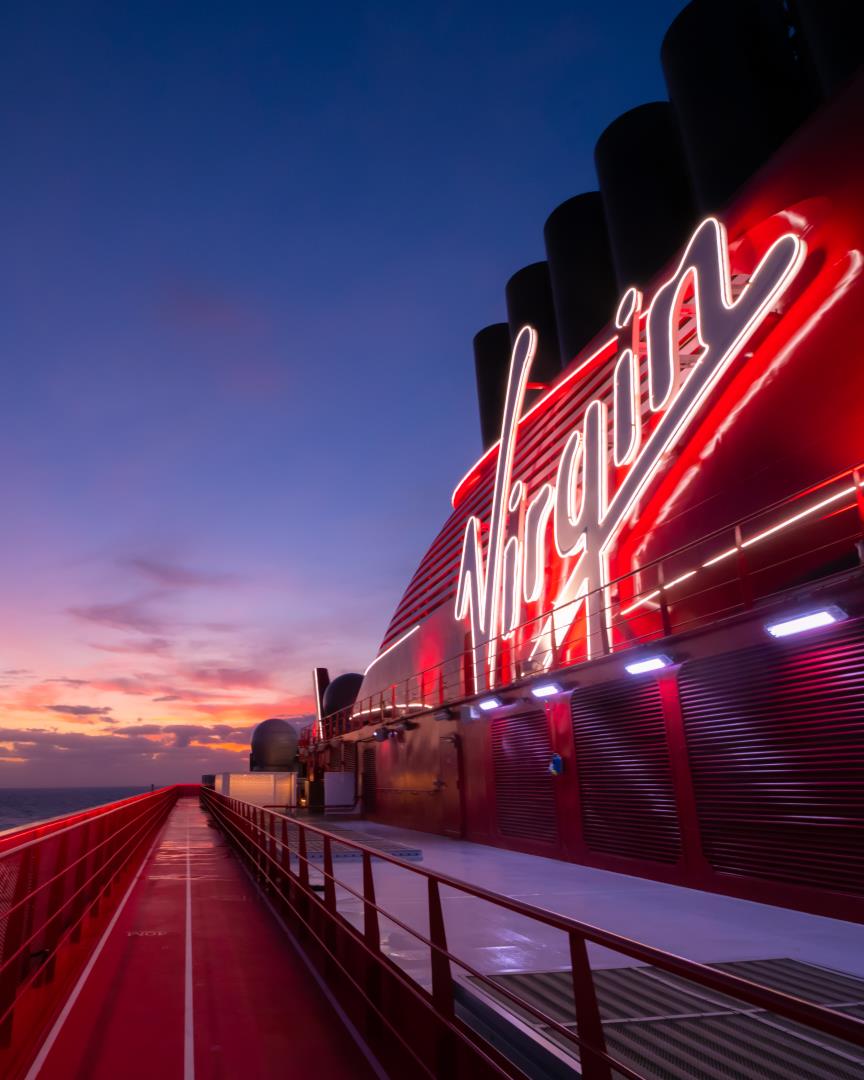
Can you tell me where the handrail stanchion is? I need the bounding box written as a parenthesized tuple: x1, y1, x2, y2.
(569, 930, 612, 1080)
(427, 879, 453, 1018)
(734, 524, 753, 609)
(362, 850, 380, 951)
(322, 836, 337, 913)
(298, 827, 310, 891)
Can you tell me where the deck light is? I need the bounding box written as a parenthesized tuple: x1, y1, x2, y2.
(477, 696, 503, 711)
(765, 606, 846, 639)
(531, 682, 563, 698)
(625, 655, 672, 675)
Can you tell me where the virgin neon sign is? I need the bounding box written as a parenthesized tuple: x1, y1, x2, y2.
(455, 217, 805, 689)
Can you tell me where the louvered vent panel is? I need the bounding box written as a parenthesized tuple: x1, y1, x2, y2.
(362, 748, 377, 813)
(571, 681, 682, 863)
(492, 711, 559, 844)
(342, 742, 357, 773)
(678, 617, 864, 895)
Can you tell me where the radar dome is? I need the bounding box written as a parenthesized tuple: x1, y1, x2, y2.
(249, 718, 299, 771)
(322, 673, 364, 716)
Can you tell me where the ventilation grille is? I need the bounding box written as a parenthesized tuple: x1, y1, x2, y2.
(570, 680, 682, 863)
(491, 711, 559, 845)
(469, 958, 864, 1080)
(678, 617, 864, 896)
(362, 748, 377, 813)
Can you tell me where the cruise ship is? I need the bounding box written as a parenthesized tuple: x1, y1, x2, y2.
(1, 2, 862, 1077)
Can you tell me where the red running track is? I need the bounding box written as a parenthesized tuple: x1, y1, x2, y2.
(26, 797, 378, 1080)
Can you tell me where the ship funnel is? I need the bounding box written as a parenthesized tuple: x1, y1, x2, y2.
(543, 193, 618, 366)
(504, 262, 562, 387)
(473, 323, 513, 450)
(792, 0, 864, 99)
(661, 0, 816, 212)
(595, 103, 697, 291)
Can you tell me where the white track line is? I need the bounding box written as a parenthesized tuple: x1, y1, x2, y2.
(232, 838, 389, 1080)
(24, 826, 164, 1080)
(184, 806, 195, 1080)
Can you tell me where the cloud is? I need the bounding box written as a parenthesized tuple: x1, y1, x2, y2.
(46, 678, 89, 688)
(123, 558, 242, 589)
(153, 695, 180, 702)
(175, 665, 274, 690)
(45, 704, 113, 718)
(0, 725, 250, 786)
(68, 596, 166, 634)
(90, 637, 172, 656)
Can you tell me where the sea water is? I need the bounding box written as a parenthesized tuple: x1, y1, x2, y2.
(0, 787, 149, 832)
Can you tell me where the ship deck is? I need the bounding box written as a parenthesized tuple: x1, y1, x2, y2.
(25, 798, 379, 1080)
(320, 818, 864, 987)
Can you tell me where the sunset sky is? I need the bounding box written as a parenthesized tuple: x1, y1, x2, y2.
(0, 1, 684, 785)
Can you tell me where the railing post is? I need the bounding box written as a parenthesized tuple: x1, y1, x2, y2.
(297, 827, 310, 891)
(427, 879, 453, 1018)
(569, 931, 612, 1080)
(734, 524, 753, 609)
(658, 562, 673, 638)
(322, 836, 337, 913)
(362, 851, 380, 951)
(428, 878, 456, 1075)
(854, 468, 864, 536)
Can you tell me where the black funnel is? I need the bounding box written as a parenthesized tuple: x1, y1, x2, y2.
(661, 0, 816, 211)
(543, 193, 618, 365)
(792, 0, 863, 99)
(595, 103, 698, 290)
(504, 262, 562, 388)
(473, 323, 512, 450)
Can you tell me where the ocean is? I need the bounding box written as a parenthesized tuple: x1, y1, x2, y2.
(0, 787, 150, 832)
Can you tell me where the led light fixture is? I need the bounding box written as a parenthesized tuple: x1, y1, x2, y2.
(531, 682, 563, 698)
(477, 696, 503, 711)
(765, 606, 846, 639)
(625, 655, 672, 675)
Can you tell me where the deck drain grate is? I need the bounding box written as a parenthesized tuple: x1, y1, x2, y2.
(468, 958, 864, 1079)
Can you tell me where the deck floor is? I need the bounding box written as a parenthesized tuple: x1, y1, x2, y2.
(29, 798, 377, 1080)
(321, 818, 864, 989)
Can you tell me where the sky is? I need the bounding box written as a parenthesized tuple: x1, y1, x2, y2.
(0, 0, 686, 786)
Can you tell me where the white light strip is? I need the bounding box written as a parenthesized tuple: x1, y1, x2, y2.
(620, 479, 862, 617)
(363, 624, 421, 677)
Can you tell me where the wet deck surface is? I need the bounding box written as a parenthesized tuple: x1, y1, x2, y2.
(29, 798, 377, 1080)
(323, 819, 864, 988)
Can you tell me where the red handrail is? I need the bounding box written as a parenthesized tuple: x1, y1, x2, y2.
(315, 461, 864, 740)
(201, 788, 864, 1079)
(0, 785, 195, 1079)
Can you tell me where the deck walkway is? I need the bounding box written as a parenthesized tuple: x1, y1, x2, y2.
(27, 798, 377, 1080)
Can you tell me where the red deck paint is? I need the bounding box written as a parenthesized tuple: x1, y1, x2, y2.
(34, 799, 375, 1080)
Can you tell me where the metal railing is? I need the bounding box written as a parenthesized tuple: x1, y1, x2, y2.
(201, 788, 864, 1079)
(318, 462, 864, 740)
(0, 785, 193, 1078)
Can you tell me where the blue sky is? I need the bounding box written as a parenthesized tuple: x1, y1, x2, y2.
(0, 0, 685, 783)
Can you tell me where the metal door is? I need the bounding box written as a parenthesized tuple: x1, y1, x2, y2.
(438, 735, 464, 838)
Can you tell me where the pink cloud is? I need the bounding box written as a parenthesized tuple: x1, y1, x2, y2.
(123, 557, 242, 589)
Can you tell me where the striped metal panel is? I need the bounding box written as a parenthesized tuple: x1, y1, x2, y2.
(570, 680, 682, 863)
(491, 711, 559, 845)
(678, 617, 864, 896)
(362, 748, 377, 813)
(341, 741, 357, 773)
(470, 959, 864, 1079)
